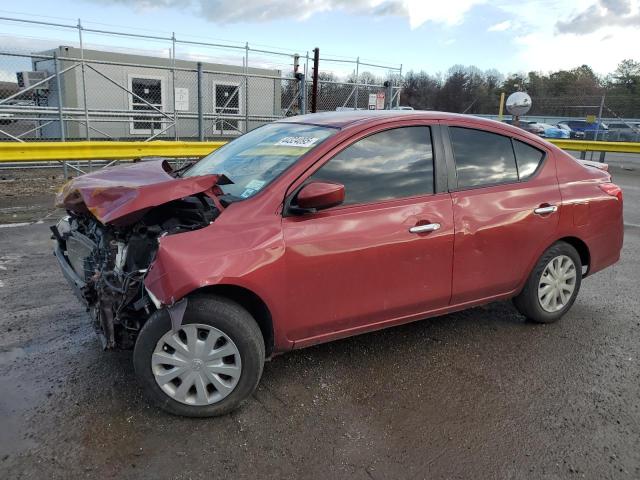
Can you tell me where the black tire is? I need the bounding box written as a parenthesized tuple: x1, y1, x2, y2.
(133, 294, 265, 417)
(513, 241, 582, 324)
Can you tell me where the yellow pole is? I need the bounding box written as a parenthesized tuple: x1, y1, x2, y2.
(498, 92, 505, 121)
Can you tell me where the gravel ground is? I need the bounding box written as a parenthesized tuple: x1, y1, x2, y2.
(0, 166, 639, 479)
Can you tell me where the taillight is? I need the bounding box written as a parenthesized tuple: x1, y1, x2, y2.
(599, 183, 623, 202)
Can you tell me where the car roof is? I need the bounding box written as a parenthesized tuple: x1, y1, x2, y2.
(276, 110, 527, 134)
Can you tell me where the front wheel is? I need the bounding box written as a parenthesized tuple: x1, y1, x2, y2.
(133, 295, 265, 417)
(513, 242, 582, 324)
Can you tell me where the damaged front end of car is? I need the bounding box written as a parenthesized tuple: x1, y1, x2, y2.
(51, 160, 227, 349)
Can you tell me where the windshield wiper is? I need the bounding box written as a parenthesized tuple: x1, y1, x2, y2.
(218, 193, 242, 206)
(171, 161, 196, 178)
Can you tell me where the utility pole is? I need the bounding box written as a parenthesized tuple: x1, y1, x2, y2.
(197, 62, 204, 141)
(311, 48, 319, 113)
(384, 81, 393, 109)
(498, 92, 505, 120)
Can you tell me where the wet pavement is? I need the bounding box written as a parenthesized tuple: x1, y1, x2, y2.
(0, 171, 639, 479)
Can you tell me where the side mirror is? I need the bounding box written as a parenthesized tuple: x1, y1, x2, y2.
(292, 181, 345, 213)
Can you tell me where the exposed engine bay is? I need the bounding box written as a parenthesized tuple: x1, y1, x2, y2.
(52, 193, 219, 349)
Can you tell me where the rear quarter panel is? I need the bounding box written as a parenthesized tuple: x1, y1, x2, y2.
(554, 150, 623, 274)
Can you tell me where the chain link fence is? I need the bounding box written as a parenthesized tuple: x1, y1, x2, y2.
(0, 16, 402, 143)
(471, 94, 640, 143)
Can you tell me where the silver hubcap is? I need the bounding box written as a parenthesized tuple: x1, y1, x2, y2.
(538, 255, 577, 313)
(152, 324, 242, 406)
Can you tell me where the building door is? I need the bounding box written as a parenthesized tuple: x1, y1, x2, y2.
(130, 76, 164, 135)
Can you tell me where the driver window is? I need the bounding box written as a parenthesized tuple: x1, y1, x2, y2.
(308, 126, 434, 206)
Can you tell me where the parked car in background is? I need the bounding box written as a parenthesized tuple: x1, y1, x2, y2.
(535, 123, 570, 139)
(53, 111, 624, 417)
(556, 123, 586, 139)
(502, 119, 544, 135)
(606, 122, 640, 142)
(557, 120, 609, 140)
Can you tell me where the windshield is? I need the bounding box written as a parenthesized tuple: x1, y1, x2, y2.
(183, 123, 337, 199)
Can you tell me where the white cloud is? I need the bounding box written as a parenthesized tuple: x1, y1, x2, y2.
(401, 0, 486, 28)
(487, 20, 511, 32)
(556, 0, 640, 34)
(52, 0, 640, 73)
(509, 0, 640, 74)
(91, 0, 485, 29)
(515, 27, 638, 73)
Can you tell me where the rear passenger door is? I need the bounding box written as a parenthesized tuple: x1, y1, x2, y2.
(282, 124, 454, 345)
(443, 122, 561, 305)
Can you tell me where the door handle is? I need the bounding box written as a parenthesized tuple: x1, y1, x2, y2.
(409, 223, 441, 234)
(534, 205, 558, 215)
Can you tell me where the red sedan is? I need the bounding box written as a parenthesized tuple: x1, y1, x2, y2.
(53, 111, 624, 416)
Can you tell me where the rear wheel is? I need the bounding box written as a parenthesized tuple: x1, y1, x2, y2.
(134, 295, 265, 417)
(513, 242, 582, 323)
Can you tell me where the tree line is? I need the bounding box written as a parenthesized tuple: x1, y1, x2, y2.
(281, 59, 640, 118)
(400, 60, 640, 118)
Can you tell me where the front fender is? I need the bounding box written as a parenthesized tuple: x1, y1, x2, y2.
(144, 218, 285, 308)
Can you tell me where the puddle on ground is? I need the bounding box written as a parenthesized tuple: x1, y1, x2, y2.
(0, 371, 39, 456)
(0, 346, 26, 366)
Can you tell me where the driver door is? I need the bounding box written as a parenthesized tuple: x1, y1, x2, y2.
(281, 124, 454, 347)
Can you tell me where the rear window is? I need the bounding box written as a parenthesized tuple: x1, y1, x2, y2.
(513, 140, 545, 180)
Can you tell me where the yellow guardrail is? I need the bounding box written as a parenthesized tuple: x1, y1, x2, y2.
(547, 139, 640, 154)
(0, 140, 226, 162)
(0, 138, 638, 163)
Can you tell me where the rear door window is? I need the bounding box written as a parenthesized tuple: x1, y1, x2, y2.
(449, 127, 518, 188)
(309, 126, 434, 206)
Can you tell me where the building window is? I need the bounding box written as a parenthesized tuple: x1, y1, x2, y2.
(129, 75, 164, 135)
(213, 81, 242, 135)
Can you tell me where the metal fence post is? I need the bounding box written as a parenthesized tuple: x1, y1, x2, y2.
(53, 51, 68, 178)
(197, 61, 204, 141)
(245, 42, 249, 133)
(396, 64, 402, 108)
(311, 48, 319, 113)
(385, 81, 393, 109)
(171, 32, 178, 140)
(354, 56, 360, 109)
(303, 51, 309, 114)
(77, 18, 91, 142)
(595, 94, 605, 142)
(53, 52, 66, 141)
(299, 74, 307, 115)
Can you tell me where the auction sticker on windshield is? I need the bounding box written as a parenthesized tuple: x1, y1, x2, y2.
(275, 136, 320, 148)
(245, 179, 266, 190)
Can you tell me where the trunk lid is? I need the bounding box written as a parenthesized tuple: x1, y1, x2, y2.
(578, 159, 609, 172)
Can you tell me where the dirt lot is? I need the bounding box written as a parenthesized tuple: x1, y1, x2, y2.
(0, 166, 639, 479)
(0, 167, 66, 224)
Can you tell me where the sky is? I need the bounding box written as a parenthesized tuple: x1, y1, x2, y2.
(1, 0, 639, 79)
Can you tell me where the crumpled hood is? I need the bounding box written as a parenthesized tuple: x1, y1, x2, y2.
(56, 159, 223, 225)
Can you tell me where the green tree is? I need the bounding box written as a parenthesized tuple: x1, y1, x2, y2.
(612, 59, 640, 92)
